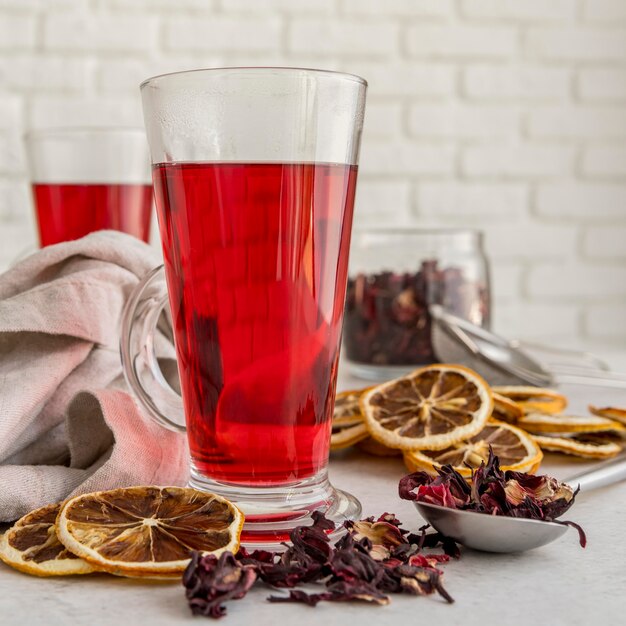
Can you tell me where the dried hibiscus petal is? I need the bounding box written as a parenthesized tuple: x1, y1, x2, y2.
(183, 552, 257, 619)
(393, 564, 454, 603)
(399, 469, 470, 508)
(267, 589, 323, 607)
(504, 472, 575, 514)
(269, 581, 391, 606)
(417, 484, 460, 509)
(408, 553, 450, 569)
(377, 512, 405, 528)
(329, 537, 381, 584)
(346, 517, 406, 561)
(238, 511, 333, 588)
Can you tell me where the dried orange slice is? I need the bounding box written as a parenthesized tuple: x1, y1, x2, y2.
(0, 503, 95, 577)
(518, 412, 626, 435)
(56, 486, 243, 578)
(531, 434, 622, 460)
(589, 405, 626, 426)
(330, 422, 369, 451)
(360, 364, 493, 451)
(491, 392, 524, 423)
(492, 386, 567, 415)
(403, 420, 542, 477)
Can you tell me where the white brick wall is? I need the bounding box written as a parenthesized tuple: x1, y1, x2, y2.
(462, 144, 575, 178)
(0, 0, 625, 349)
(0, 15, 37, 49)
(166, 17, 282, 52)
(536, 183, 626, 219)
(583, 147, 626, 178)
(583, 0, 626, 22)
(578, 68, 626, 102)
(526, 27, 626, 62)
(289, 20, 398, 56)
(416, 183, 528, 220)
(584, 226, 626, 259)
(460, 0, 578, 22)
(44, 15, 160, 52)
(464, 65, 571, 101)
(406, 24, 518, 59)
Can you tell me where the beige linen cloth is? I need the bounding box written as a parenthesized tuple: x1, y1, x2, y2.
(0, 231, 188, 522)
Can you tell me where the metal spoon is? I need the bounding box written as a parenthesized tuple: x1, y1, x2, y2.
(414, 455, 626, 553)
(430, 305, 626, 389)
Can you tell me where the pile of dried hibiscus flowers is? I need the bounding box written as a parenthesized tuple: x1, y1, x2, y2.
(399, 450, 586, 547)
(183, 512, 458, 619)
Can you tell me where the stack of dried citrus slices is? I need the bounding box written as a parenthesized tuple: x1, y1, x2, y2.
(331, 364, 625, 477)
(331, 364, 542, 477)
(0, 486, 243, 578)
(492, 387, 626, 461)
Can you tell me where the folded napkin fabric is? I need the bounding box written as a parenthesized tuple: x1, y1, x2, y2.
(0, 231, 189, 522)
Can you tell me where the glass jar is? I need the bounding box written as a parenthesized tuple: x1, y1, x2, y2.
(343, 228, 491, 379)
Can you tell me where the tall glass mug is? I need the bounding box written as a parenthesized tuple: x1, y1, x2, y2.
(25, 128, 153, 246)
(121, 68, 367, 544)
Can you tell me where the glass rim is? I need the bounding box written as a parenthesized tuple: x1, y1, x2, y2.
(24, 127, 147, 141)
(140, 66, 368, 90)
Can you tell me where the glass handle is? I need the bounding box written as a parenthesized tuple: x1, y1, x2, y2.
(120, 265, 186, 433)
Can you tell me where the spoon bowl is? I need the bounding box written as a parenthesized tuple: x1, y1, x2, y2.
(415, 502, 567, 553)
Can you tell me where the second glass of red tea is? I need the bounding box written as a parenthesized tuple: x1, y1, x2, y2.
(120, 67, 367, 546)
(25, 128, 153, 246)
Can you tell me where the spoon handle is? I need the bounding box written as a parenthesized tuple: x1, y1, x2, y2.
(565, 456, 626, 492)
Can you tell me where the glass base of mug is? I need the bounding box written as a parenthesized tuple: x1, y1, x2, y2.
(189, 467, 362, 550)
(346, 360, 425, 381)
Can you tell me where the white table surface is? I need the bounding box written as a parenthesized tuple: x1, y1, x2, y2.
(2, 364, 626, 626)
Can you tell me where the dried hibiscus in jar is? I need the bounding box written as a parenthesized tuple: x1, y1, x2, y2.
(344, 253, 490, 375)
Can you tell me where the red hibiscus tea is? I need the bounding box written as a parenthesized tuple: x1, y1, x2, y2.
(33, 183, 153, 246)
(153, 161, 357, 485)
(25, 128, 152, 247)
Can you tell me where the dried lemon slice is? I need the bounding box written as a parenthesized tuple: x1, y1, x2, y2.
(531, 434, 622, 460)
(330, 387, 372, 450)
(360, 364, 493, 451)
(356, 437, 402, 457)
(56, 486, 243, 578)
(577, 431, 625, 444)
(334, 387, 372, 424)
(492, 386, 567, 415)
(330, 422, 369, 451)
(404, 420, 542, 477)
(491, 392, 524, 423)
(0, 503, 95, 577)
(518, 412, 626, 435)
(588, 405, 626, 426)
